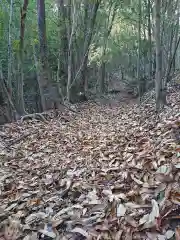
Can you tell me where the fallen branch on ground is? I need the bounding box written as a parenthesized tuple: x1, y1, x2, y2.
(20, 113, 48, 123)
(21, 111, 70, 124)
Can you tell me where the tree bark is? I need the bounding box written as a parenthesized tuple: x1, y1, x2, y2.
(164, 35, 180, 86)
(66, 0, 76, 102)
(173, 0, 180, 71)
(137, 0, 142, 101)
(155, 0, 165, 111)
(7, 0, 14, 91)
(80, 2, 89, 93)
(17, 0, 29, 115)
(0, 63, 18, 122)
(147, 0, 152, 79)
(79, 0, 101, 94)
(57, 0, 68, 102)
(37, 0, 60, 110)
(100, 0, 117, 94)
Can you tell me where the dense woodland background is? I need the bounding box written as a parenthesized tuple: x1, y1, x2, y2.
(0, 0, 180, 123)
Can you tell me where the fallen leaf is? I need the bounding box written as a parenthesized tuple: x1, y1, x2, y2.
(117, 204, 126, 217)
(141, 199, 159, 229)
(115, 229, 123, 240)
(176, 227, 180, 240)
(165, 230, 174, 239)
(70, 227, 89, 237)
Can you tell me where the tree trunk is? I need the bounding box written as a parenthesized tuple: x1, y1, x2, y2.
(137, 0, 142, 101)
(66, 0, 76, 102)
(17, 0, 29, 115)
(7, 0, 14, 91)
(155, 0, 165, 111)
(80, 0, 101, 94)
(147, 0, 152, 79)
(0, 63, 18, 122)
(100, 1, 117, 94)
(80, 2, 89, 94)
(37, 0, 60, 110)
(57, 0, 68, 96)
(7, 0, 14, 120)
(164, 36, 180, 86)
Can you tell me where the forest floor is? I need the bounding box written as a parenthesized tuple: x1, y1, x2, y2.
(0, 87, 180, 240)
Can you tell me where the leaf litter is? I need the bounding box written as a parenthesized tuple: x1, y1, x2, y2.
(0, 89, 180, 239)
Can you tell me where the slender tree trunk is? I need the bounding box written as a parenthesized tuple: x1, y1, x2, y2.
(66, 0, 76, 102)
(172, 0, 179, 71)
(173, 25, 179, 72)
(37, 0, 60, 110)
(0, 63, 18, 121)
(57, 0, 67, 102)
(164, 36, 180, 86)
(68, 0, 101, 95)
(7, 0, 14, 91)
(147, 0, 152, 79)
(37, 0, 48, 111)
(100, 35, 107, 93)
(80, 2, 89, 93)
(57, 0, 68, 77)
(160, 0, 169, 75)
(163, 0, 179, 84)
(137, 0, 142, 101)
(17, 0, 29, 115)
(32, 43, 43, 112)
(80, 0, 101, 94)
(100, 0, 117, 94)
(164, 0, 176, 77)
(155, 0, 165, 110)
(7, 0, 14, 119)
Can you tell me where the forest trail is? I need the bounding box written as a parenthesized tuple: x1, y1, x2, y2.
(0, 89, 180, 239)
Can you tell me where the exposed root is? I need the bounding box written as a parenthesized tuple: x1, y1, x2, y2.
(20, 113, 48, 123)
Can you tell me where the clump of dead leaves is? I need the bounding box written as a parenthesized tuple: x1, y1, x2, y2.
(0, 89, 180, 239)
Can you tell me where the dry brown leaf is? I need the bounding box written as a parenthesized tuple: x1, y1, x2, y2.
(4, 218, 22, 240)
(124, 228, 133, 240)
(176, 227, 180, 240)
(165, 230, 174, 239)
(141, 199, 159, 229)
(116, 204, 126, 217)
(170, 192, 180, 205)
(114, 230, 123, 240)
(125, 216, 138, 228)
(1, 87, 180, 239)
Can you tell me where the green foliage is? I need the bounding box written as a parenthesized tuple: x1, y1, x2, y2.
(12, 40, 20, 51)
(0, 0, 145, 74)
(1, 0, 176, 106)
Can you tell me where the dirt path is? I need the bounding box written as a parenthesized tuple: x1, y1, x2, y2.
(0, 91, 180, 239)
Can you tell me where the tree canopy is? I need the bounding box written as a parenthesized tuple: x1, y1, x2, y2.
(0, 0, 179, 116)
